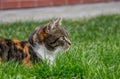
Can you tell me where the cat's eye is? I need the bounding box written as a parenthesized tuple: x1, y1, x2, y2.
(50, 37, 60, 44)
(59, 36, 65, 41)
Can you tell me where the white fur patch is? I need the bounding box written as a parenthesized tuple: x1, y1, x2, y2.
(50, 22, 55, 30)
(33, 44, 63, 64)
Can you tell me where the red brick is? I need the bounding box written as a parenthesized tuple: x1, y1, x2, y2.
(37, 0, 53, 7)
(82, 0, 94, 3)
(2, 1, 19, 9)
(1, 0, 20, 2)
(83, 0, 108, 3)
(20, 1, 36, 8)
(68, 0, 80, 5)
(0, 1, 2, 9)
(107, 0, 120, 1)
(94, 0, 107, 2)
(0, 0, 2, 8)
(53, 0, 66, 6)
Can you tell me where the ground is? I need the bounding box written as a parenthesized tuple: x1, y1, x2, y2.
(0, 15, 120, 79)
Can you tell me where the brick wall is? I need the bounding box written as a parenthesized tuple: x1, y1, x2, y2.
(0, 0, 119, 10)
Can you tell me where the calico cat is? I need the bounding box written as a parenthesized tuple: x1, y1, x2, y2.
(0, 18, 71, 67)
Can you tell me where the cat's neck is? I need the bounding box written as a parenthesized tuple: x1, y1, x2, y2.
(31, 44, 56, 64)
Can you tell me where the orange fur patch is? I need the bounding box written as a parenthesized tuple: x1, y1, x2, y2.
(12, 39, 21, 43)
(40, 31, 47, 41)
(12, 40, 23, 50)
(23, 43, 31, 67)
(13, 40, 31, 67)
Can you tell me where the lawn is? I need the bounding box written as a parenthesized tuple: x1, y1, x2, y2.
(0, 15, 120, 79)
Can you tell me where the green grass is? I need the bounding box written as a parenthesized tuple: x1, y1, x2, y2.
(0, 15, 120, 79)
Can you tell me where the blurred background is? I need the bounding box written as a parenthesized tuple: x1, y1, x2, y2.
(0, 0, 120, 23)
(0, 1, 120, 79)
(0, 0, 119, 9)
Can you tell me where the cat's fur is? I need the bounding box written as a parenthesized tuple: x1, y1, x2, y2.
(0, 18, 71, 67)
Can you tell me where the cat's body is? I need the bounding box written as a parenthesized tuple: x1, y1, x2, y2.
(0, 39, 39, 66)
(0, 18, 71, 66)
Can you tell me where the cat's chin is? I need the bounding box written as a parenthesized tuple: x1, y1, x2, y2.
(63, 44, 71, 52)
(52, 46, 64, 54)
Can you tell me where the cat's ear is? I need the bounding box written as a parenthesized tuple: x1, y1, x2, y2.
(48, 20, 56, 30)
(45, 17, 62, 32)
(36, 18, 62, 34)
(44, 20, 56, 33)
(55, 17, 62, 26)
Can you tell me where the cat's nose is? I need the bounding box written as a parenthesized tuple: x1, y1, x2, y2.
(67, 40, 71, 46)
(64, 37, 71, 46)
(63, 39, 71, 51)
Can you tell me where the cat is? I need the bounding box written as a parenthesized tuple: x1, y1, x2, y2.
(0, 18, 71, 67)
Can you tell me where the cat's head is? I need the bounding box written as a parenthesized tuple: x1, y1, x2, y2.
(29, 18, 71, 53)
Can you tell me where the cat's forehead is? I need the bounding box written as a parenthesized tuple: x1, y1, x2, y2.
(52, 26, 68, 37)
